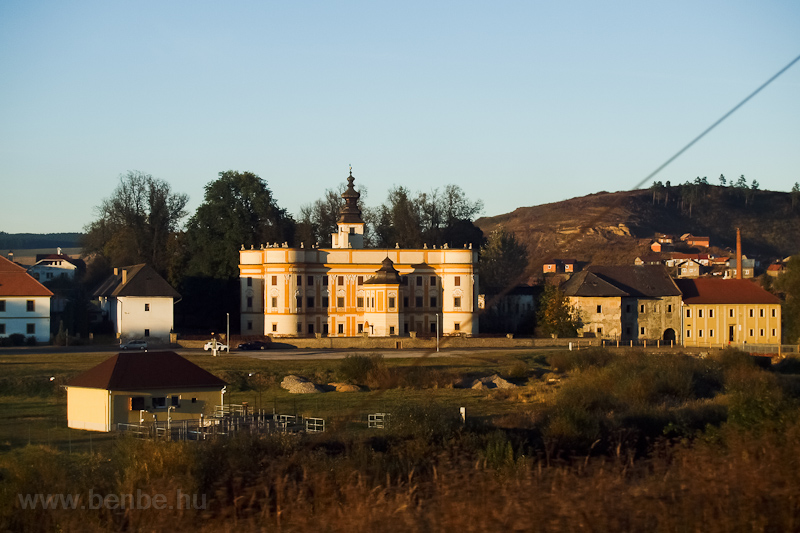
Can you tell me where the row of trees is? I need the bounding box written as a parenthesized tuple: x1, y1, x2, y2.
(649, 174, 770, 215)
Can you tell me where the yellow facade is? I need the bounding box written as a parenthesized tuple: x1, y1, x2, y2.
(682, 302, 781, 348)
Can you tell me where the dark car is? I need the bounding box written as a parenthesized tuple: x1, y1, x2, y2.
(237, 341, 269, 350)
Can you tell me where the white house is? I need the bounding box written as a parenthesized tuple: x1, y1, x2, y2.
(27, 250, 85, 282)
(93, 264, 181, 343)
(0, 255, 53, 343)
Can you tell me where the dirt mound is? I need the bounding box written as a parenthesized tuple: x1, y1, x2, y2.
(328, 382, 361, 392)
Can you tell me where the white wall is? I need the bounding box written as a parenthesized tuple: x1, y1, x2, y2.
(117, 296, 174, 341)
(0, 296, 51, 342)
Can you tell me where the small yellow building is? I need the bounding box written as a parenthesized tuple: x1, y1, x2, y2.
(66, 351, 226, 432)
(675, 278, 781, 347)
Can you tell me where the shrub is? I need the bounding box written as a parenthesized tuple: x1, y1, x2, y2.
(26, 336, 37, 346)
(507, 360, 529, 380)
(548, 347, 615, 373)
(339, 353, 384, 385)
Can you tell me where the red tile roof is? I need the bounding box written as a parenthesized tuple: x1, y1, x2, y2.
(675, 278, 780, 305)
(0, 256, 53, 297)
(66, 351, 227, 390)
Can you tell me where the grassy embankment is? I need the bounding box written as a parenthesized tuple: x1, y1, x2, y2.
(2, 347, 800, 531)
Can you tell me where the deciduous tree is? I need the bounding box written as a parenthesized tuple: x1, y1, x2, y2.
(479, 227, 529, 295)
(536, 285, 582, 338)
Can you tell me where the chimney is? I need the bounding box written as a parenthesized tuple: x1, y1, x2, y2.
(7, 251, 13, 262)
(114, 267, 119, 276)
(122, 268, 127, 285)
(736, 228, 743, 280)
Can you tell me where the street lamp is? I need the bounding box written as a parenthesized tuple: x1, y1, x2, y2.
(436, 313, 439, 352)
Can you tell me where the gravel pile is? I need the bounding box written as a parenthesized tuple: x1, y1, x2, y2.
(467, 374, 517, 390)
(328, 382, 361, 392)
(281, 375, 322, 394)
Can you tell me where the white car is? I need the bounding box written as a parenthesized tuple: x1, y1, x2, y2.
(204, 341, 228, 352)
(120, 339, 148, 350)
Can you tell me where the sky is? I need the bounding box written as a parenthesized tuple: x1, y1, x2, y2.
(1, 1, 798, 234)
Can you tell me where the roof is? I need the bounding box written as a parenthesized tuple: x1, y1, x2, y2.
(93, 264, 180, 299)
(564, 265, 681, 298)
(337, 171, 364, 224)
(66, 351, 227, 390)
(33, 254, 86, 269)
(364, 257, 402, 284)
(767, 264, 785, 271)
(0, 255, 54, 297)
(675, 279, 780, 305)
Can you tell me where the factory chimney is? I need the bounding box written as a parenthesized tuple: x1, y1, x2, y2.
(736, 228, 743, 280)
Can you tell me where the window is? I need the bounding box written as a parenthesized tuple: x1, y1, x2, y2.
(338, 276, 344, 285)
(640, 304, 645, 313)
(454, 276, 461, 287)
(152, 397, 167, 409)
(322, 297, 329, 308)
(698, 309, 703, 318)
(144, 329, 150, 337)
(26, 300, 35, 312)
(296, 296, 302, 308)
(297, 323, 302, 333)
(416, 296, 423, 307)
(430, 323, 437, 333)
(431, 297, 437, 308)
(130, 397, 145, 410)
(454, 322, 460, 331)
(686, 330, 691, 338)
(357, 276, 363, 285)
(297, 275, 302, 286)
(749, 309, 754, 318)
(247, 296, 253, 308)
(0, 301, 4, 312)
(323, 324, 329, 334)
(26, 324, 35, 334)
(307, 296, 314, 308)
(389, 297, 396, 309)
(171, 396, 180, 407)
(709, 309, 714, 318)
(596, 327, 602, 335)
(772, 328, 777, 337)
(760, 309, 765, 318)
(338, 324, 344, 334)
(772, 309, 777, 318)
(416, 277, 422, 286)
(272, 323, 277, 332)
(323, 277, 328, 286)
(430, 276, 437, 286)
(247, 277, 252, 287)
(0, 324, 5, 335)
(308, 324, 314, 334)
(191, 398, 197, 404)
(357, 297, 364, 308)
(358, 323, 363, 333)
(271, 275, 277, 285)
(454, 297, 462, 308)
(389, 326, 395, 335)
(308, 276, 314, 286)
(596, 305, 602, 313)
(625, 304, 631, 313)
(640, 327, 645, 335)
(404, 323, 409, 334)
(271, 297, 277, 308)
(760, 329, 764, 337)
(698, 330, 703, 338)
(401, 276, 408, 285)
(686, 309, 691, 318)
(749, 329, 754, 337)
(667, 304, 672, 313)
(709, 329, 714, 337)
(144, 303, 150, 312)
(403, 297, 409, 308)
(247, 321, 253, 330)
(626, 327, 631, 336)
(337, 297, 345, 308)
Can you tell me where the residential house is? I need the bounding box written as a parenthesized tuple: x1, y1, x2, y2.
(0, 255, 52, 342)
(634, 253, 666, 266)
(562, 265, 682, 343)
(542, 259, 578, 274)
(240, 172, 479, 337)
(66, 351, 226, 432)
(27, 250, 85, 282)
(675, 259, 703, 278)
(93, 264, 181, 342)
(676, 278, 781, 347)
(726, 258, 755, 279)
(766, 263, 786, 278)
(680, 234, 710, 248)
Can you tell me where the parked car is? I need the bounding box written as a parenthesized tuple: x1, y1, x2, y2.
(120, 339, 148, 350)
(203, 341, 228, 352)
(237, 341, 269, 350)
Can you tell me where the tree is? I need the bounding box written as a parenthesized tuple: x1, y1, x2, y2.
(536, 285, 582, 338)
(791, 182, 800, 210)
(297, 182, 370, 247)
(775, 255, 800, 343)
(719, 174, 727, 187)
(479, 227, 529, 295)
(184, 171, 295, 280)
(83, 171, 188, 278)
(650, 181, 664, 205)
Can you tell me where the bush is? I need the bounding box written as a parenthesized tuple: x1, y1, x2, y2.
(339, 354, 384, 385)
(0, 333, 27, 347)
(507, 360, 529, 380)
(548, 347, 615, 372)
(26, 336, 37, 346)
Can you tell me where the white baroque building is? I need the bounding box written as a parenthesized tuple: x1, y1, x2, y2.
(239, 172, 479, 337)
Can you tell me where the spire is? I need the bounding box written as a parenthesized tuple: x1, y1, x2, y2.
(337, 169, 364, 224)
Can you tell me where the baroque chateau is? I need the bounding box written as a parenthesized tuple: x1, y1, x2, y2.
(238, 172, 479, 337)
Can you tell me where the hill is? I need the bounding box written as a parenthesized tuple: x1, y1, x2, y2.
(475, 185, 800, 278)
(0, 232, 83, 250)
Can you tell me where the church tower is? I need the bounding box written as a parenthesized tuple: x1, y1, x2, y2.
(331, 170, 365, 249)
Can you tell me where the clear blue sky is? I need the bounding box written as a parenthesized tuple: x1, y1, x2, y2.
(1, 1, 798, 234)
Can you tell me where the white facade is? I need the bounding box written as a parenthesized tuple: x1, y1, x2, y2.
(98, 295, 174, 341)
(28, 257, 79, 281)
(0, 295, 51, 343)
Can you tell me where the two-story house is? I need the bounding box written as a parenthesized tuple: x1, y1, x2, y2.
(0, 255, 53, 343)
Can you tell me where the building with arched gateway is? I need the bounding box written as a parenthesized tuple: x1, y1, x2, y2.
(238, 172, 479, 338)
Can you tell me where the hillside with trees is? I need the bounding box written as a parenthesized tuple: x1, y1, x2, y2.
(476, 181, 800, 280)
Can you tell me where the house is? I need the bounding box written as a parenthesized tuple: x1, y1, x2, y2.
(676, 279, 781, 347)
(766, 263, 786, 278)
(726, 258, 755, 279)
(634, 253, 665, 266)
(562, 265, 682, 343)
(650, 241, 674, 253)
(93, 264, 181, 342)
(542, 259, 559, 274)
(542, 259, 578, 274)
(240, 171, 479, 337)
(66, 351, 226, 432)
(480, 284, 540, 334)
(0, 255, 53, 343)
(675, 259, 703, 278)
(27, 250, 85, 282)
(680, 234, 710, 248)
